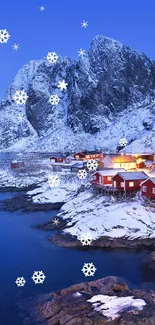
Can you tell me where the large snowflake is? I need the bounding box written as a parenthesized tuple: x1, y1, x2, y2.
(46, 52, 59, 64)
(78, 233, 93, 246)
(13, 90, 28, 105)
(81, 263, 96, 277)
(77, 169, 87, 179)
(15, 277, 26, 287)
(119, 138, 128, 147)
(49, 94, 60, 105)
(31, 271, 46, 284)
(87, 159, 98, 171)
(0, 29, 10, 43)
(48, 174, 61, 187)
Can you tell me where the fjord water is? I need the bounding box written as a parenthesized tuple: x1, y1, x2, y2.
(0, 192, 155, 325)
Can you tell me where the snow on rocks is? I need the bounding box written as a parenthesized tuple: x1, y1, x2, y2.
(57, 190, 155, 241)
(88, 294, 146, 320)
(0, 168, 46, 189)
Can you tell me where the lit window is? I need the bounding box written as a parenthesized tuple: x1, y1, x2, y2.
(86, 155, 90, 159)
(120, 182, 124, 187)
(152, 188, 155, 194)
(142, 186, 147, 192)
(107, 176, 112, 181)
(76, 155, 79, 158)
(129, 182, 134, 187)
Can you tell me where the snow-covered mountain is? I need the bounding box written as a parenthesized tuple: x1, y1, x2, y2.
(1, 35, 155, 153)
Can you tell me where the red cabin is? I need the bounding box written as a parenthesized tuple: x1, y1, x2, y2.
(141, 178, 155, 199)
(74, 151, 105, 161)
(112, 172, 148, 191)
(92, 169, 125, 186)
(50, 155, 66, 163)
(11, 160, 25, 169)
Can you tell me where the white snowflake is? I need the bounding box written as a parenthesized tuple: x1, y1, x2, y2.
(49, 94, 60, 105)
(46, 52, 59, 64)
(57, 80, 68, 91)
(40, 6, 45, 11)
(15, 277, 26, 287)
(119, 138, 128, 147)
(87, 159, 98, 171)
(0, 29, 10, 43)
(12, 43, 19, 51)
(81, 21, 88, 28)
(17, 113, 24, 122)
(13, 90, 28, 105)
(81, 263, 96, 277)
(31, 271, 46, 284)
(48, 174, 61, 187)
(78, 233, 93, 246)
(78, 49, 86, 58)
(77, 169, 87, 179)
(52, 218, 60, 226)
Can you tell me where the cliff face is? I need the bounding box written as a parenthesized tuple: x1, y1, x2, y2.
(1, 36, 155, 152)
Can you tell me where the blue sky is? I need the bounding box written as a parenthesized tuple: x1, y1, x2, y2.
(0, 0, 155, 98)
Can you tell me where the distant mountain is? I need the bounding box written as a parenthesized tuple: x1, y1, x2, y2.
(0, 35, 155, 153)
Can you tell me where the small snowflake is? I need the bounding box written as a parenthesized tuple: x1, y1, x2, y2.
(40, 6, 45, 11)
(78, 233, 93, 246)
(49, 94, 60, 105)
(57, 80, 68, 91)
(32, 271, 46, 284)
(87, 160, 98, 171)
(77, 169, 87, 179)
(81, 263, 96, 277)
(46, 52, 59, 64)
(15, 277, 26, 287)
(13, 90, 28, 105)
(0, 29, 10, 43)
(78, 49, 86, 58)
(119, 138, 128, 147)
(12, 43, 19, 51)
(53, 218, 60, 226)
(81, 21, 88, 28)
(17, 113, 24, 122)
(152, 99, 155, 105)
(48, 174, 61, 187)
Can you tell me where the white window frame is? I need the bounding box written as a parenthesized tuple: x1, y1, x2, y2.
(129, 182, 134, 187)
(120, 182, 124, 187)
(107, 176, 112, 181)
(113, 181, 117, 187)
(142, 186, 147, 192)
(152, 187, 155, 194)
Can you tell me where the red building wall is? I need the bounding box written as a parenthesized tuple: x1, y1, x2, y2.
(112, 175, 146, 191)
(141, 179, 155, 199)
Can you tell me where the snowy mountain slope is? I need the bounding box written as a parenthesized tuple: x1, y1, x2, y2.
(1, 36, 155, 152)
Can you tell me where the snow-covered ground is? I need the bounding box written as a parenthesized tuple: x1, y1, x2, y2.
(0, 168, 48, 188)
(88, 295, 146, 320)
(56, 190, 155, 241)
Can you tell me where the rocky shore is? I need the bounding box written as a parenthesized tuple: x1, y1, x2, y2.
(21, 276, 155, 325)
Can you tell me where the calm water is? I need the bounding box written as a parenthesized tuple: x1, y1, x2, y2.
(0, 191, 155, 325)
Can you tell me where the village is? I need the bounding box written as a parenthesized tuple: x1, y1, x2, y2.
(8, 151, 155, 202)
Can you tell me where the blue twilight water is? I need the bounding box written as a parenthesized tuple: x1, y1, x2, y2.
(0, 191, 155, 325)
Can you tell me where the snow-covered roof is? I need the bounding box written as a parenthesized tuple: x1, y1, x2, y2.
(93, 168, 125, 177)
(141, 177, 155, 185)
(71, 163, 84, 168)
(116, 171, 148, 180)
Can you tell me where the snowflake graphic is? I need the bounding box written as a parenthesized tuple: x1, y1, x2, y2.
(31, 271, 46, 284)
(49, 94, 60, 105)
(40, 6, 45, 11)
(78, 233, 93, 246)
(78, 49, 86, 58)
(81, 263, 96, 277)
(119, 138, 128, 147)
(57, 80, 68, 91)
(0, 29, 10, 43)
(77, 169, 87, 179)
(48, 174, 61, 187)
(53, 218, 60, 226)
(81, 21, 88, 28)
(12, 43, 19, 51)
(13, 90, 28, 105)
(15, 277, 26, 287)
(46, 52, 59, 64)
(87, 160, 98, 171)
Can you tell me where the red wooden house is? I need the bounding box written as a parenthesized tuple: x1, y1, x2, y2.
(11, 160, 25, 169)
(50, 154, 66, 163)
(112, 172, 148, 191)
(74, 151, 105, 161)
(91, 169, 125, 186)
(141, 178, 155, 199)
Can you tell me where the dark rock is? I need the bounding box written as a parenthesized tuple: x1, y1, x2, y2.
(144, 251, 155, 270)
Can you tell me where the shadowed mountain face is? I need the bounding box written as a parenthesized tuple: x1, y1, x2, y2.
(0, 36, 155, 152)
